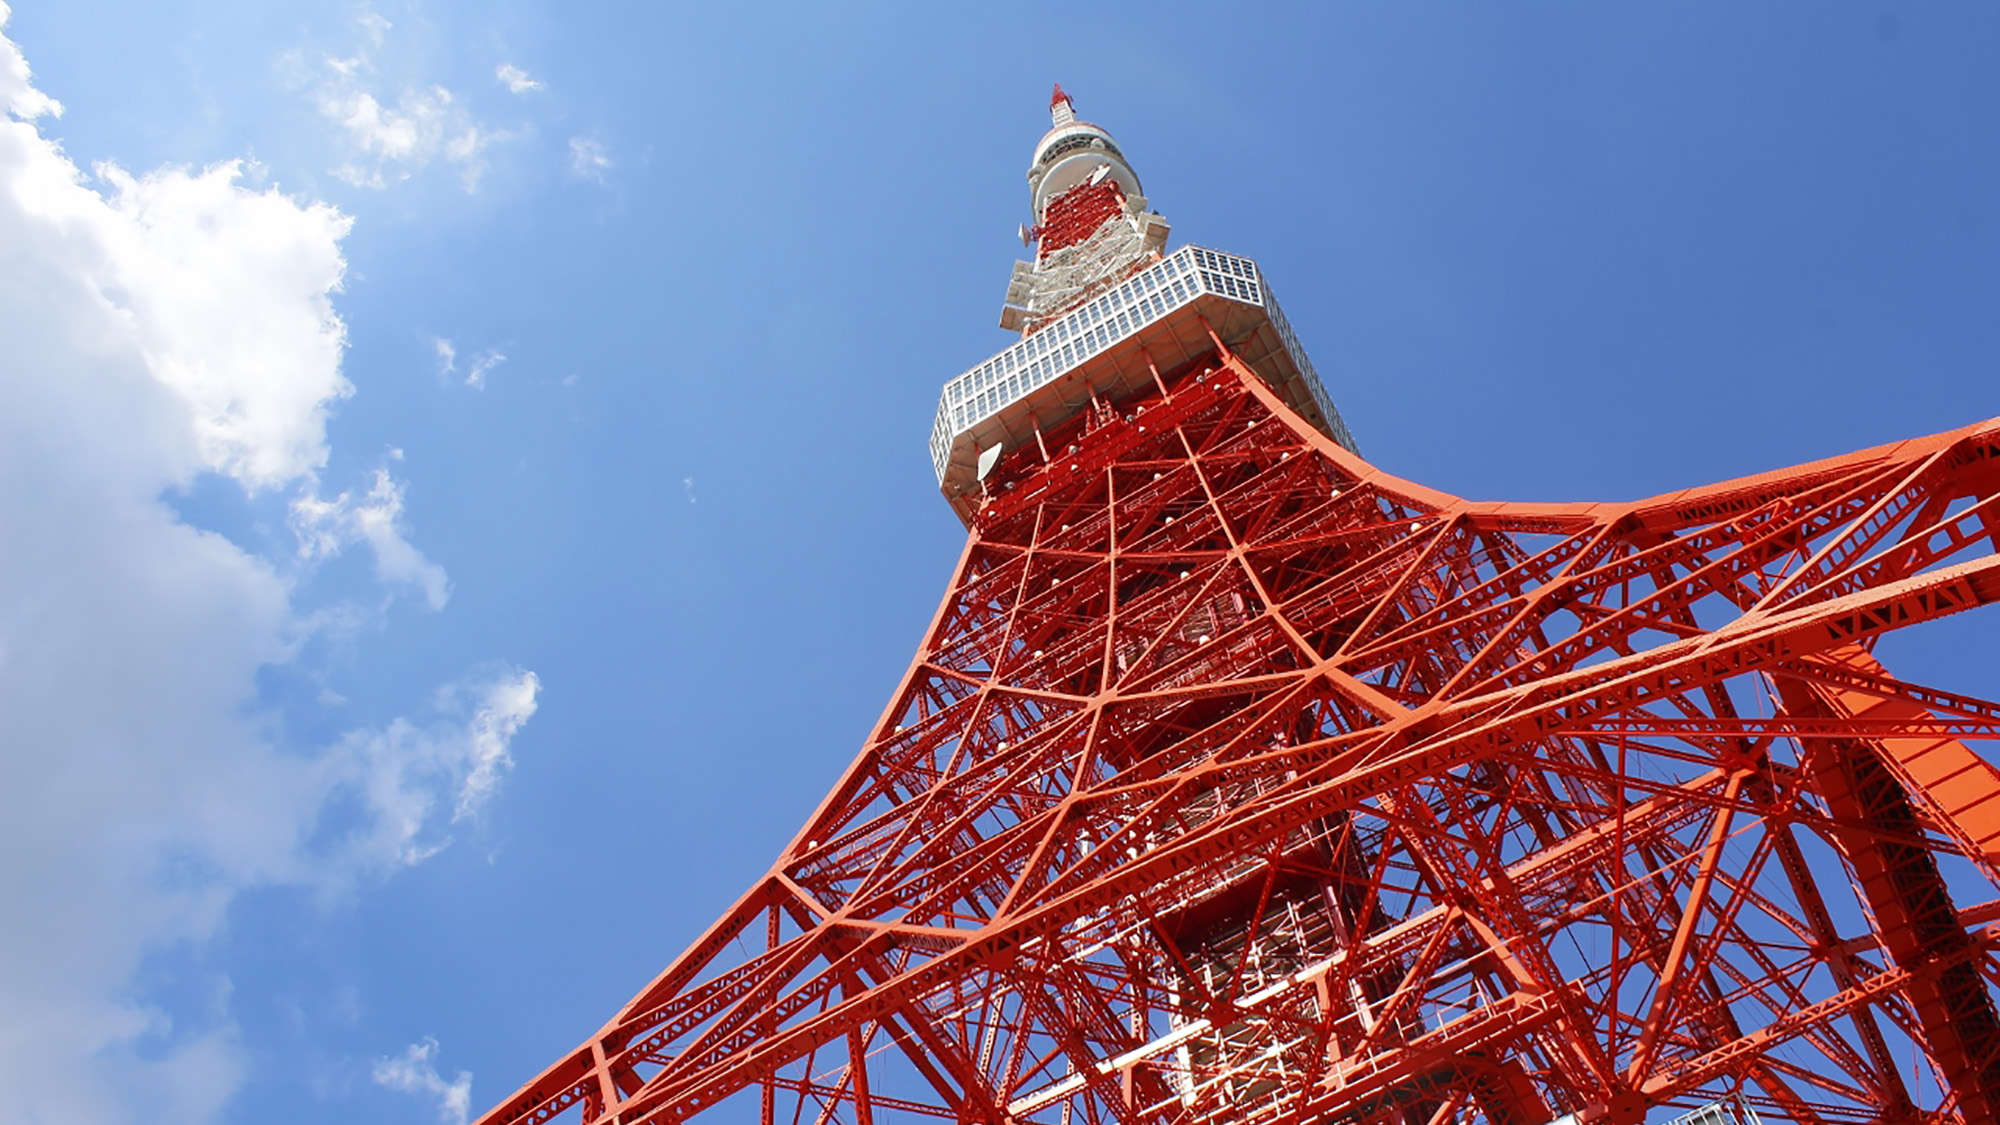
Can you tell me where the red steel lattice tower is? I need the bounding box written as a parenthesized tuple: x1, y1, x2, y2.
(476, 88, 2000, 1125)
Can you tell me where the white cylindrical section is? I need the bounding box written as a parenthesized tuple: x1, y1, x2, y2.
(1026, 124, 1142, 225)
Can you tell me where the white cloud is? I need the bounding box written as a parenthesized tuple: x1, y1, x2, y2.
(465, 348, 505, 390)
(431, 335, 457, 376)
(428, 338, 504, 391)
(0, 7, 58, 120)
(682, 475, 697, 504)
(298, 16, 511, 193)
(292, 467, 453, 610)
(568, 135, 611, 184)
(494, 63, 542, 95)
(326, 668, 540, 872)
(0, 11, 535, 1122)
(453, 670, 539, 819)
(90, 160, 355, 487)
(374, 1037, 472, 1125)
(319, 82, 500, 192)
(440, 123, 504, 192)
(357, 6, 391, 47)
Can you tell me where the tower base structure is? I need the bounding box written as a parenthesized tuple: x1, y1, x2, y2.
(476, 340, 2000, 1125)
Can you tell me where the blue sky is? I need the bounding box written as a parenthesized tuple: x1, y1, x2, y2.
(0, 3, 1996, 1123)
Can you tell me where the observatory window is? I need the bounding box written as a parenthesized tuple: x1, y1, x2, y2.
(1035, 133, 1125, 167)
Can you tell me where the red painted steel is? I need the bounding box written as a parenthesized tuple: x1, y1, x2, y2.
(1034, 178, 1127, 259)
(474, 338, 2000, 1125)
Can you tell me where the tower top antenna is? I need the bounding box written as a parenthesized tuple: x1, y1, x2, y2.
(1049, 82, 1075, 126)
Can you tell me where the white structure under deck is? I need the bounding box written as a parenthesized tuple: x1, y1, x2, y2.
(930, 244, 1356, 502)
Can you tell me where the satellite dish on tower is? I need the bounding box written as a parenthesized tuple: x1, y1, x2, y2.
(976, 443, 1004, 482)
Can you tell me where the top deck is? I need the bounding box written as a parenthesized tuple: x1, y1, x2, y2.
(930, 244, 1356, 511)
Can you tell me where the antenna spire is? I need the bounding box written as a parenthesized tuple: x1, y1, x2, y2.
(1049, 83, 1076, 127)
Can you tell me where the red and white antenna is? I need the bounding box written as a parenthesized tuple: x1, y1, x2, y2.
(1049, 82, 1076, 127)
(998, 85, 1171, 332)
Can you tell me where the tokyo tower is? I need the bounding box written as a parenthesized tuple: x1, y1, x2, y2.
(475, 87, 2000, 1125)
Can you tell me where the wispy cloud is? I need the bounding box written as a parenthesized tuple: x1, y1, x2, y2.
(431, 335, 457, 377)
(431, 337, 505, 390)
(357, 5, 391, 46)
(374, 1037, 472, 1125)
(568, 136, 611, 184)
(494, 63, 542, 95)
(465, 348, 505, 390)
(682, 476, 697, 504)
(329, 667, 542, 872)
(294, 13, 512, 192)
(292, 464, 453, 611)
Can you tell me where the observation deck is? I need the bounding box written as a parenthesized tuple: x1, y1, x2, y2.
(930, 244, 1356, 513)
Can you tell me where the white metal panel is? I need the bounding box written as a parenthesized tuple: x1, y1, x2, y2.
(930, 245, 1354, 496)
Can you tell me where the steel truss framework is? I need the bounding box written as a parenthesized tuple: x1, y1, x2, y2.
(478, 351, 2000, 1125)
